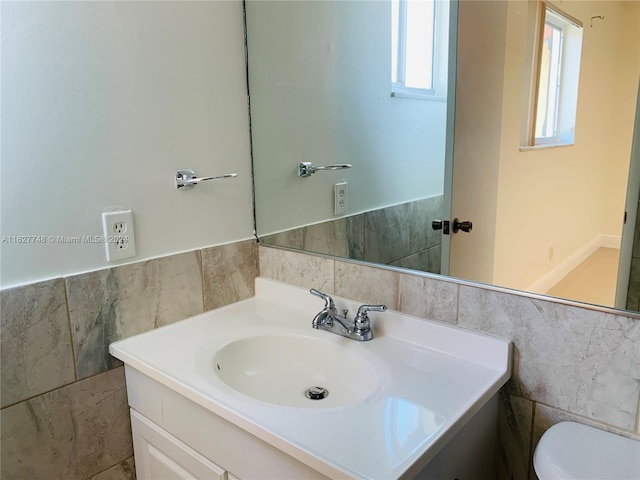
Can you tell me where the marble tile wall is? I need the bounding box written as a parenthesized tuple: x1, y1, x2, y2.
(0, 239, 258, 480)
(259, 244, 640, 480)
(262, 195, 444, 275)
(4, 237, 635, 480)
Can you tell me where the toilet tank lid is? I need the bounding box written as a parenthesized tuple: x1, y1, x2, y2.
(533, 422, 640, 480)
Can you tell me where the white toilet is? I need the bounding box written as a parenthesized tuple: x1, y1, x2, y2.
(533, 422, 640, 479)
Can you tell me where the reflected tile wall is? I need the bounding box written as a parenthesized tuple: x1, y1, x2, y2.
(627, 258, 640, 311)
(258, 244, 640, 479)
(364, 202, 412, 264)
(410, 195, 444, 253)
(304, 216, 365, 260)
(428, 244, 442, 274)
(391, 249, 431, 271)
(260, 195, 444, 275)
(1, 240, 259, 480)
(262, 228, 305, 250)
(304, 220, 350, 257)
(627, 200, 640, 311)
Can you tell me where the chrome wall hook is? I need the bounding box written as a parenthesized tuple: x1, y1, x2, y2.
(175, 170, 238, 190)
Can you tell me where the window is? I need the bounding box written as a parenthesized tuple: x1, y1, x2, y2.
(391, 0, 448, 99)
(530, 3, 583, 146)
(536, 19, 562, 140)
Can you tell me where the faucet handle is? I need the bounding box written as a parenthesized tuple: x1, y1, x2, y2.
(354, 304, 387, 330)
(356, 304, 387, 316)
(310, 289, 335, 309)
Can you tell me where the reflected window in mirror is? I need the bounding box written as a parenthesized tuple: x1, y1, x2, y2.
(530, 3, 583, 146)
(391, 0, 448, 100)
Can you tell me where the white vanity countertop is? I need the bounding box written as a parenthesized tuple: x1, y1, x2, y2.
(110, 277, 512, 480)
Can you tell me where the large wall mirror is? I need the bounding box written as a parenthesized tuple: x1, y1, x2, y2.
(247, 0, 640, 314)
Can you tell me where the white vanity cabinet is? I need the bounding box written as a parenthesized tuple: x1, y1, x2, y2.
(125, 366, 497, 480)
(126, 364, 498, 480)
(125, 366, 330, 480)
(131, 410, 227, 480)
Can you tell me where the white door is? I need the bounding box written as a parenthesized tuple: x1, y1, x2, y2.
(441, 0, 509, 283)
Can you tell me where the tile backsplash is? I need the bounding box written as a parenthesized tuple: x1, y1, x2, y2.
(2, 367, 132, 480)
(67, 251, 205, 380)
(259, 244, 640, 480)
(458, 286, 640, 432)
(0, 239, 257, 480)
(2, 239, 637, 480)
(1, 278, 75, 408)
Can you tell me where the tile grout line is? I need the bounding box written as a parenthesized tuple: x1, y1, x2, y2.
(199, 248, 206, 313)
(62, 278, 79, 383)
(0, 364, 126, 411)
(83, 456, 134, 480)
(529, 398, 639, 438)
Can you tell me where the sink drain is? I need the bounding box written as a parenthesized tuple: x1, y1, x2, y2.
(305, 386, 329, 400)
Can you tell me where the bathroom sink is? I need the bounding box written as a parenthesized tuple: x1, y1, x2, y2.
(214, 334, 380, 408)
(110, 278, 511, 479)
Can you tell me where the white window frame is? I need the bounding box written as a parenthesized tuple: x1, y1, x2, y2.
(535, 17, 563, 144)
(525, 2, 583, 147)
(391, 0, 448, 101)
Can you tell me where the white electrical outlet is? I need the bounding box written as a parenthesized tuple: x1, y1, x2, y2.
(102, 209, 136, 262)
(334, 182, 348, 215)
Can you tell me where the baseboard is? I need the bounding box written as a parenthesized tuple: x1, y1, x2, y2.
(600, 234, 622, 249)
(527, 234, 621, 294)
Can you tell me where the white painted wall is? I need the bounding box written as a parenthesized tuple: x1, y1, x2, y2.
(492, 1, 639, 291)
(248, 0, 448, 235)
(1, 1, 254, 288)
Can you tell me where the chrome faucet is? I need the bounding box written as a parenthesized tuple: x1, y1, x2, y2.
(310, 289, 386, 341)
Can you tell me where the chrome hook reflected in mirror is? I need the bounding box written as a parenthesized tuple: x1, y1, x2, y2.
(298, 162, 352, 178)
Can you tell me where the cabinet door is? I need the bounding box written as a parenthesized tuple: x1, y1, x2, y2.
(131, 409, 227, 480)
